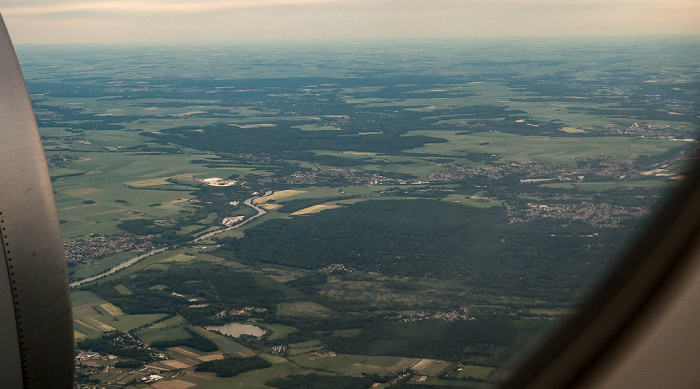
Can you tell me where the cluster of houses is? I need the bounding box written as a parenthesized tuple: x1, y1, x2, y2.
(390, 307, 471, 322)
(508, 201, 649, 228)
(428, 157, 640, 184)
(261, 167, 390, 186)
(64, 232, 152, 262)
(214, 306, 268, 318)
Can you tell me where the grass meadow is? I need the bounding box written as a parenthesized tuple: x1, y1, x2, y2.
(403, 130, 681, 165)
(288, 353, 421, 375)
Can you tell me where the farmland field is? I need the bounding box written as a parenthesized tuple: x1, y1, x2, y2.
(25, 38, 698, 388)
(455, 365, 496, 380)
(403, 131, 682, 165)
(276, 302, 333, 317)
(288, 353, 420, 375)
(95, 314, 168, 332)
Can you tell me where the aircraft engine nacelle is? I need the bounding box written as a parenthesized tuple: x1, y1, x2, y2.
(0, 14, 74, 389)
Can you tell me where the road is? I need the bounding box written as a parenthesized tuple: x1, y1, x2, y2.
(69, 195, 267, 288)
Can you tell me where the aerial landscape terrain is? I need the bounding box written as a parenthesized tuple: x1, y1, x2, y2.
(17, 37, 699, 388)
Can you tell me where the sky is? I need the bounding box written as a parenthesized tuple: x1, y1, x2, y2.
(1, 0, 700, 44)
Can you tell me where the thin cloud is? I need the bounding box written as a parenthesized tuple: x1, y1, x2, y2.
(3, 0, 359, 16)
(5, 0, 699, 16)
(3, 0, 699, 44)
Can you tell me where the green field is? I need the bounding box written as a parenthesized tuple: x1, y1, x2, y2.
(403, 131, 681, 165)
(415, 360, 455, 376)
(251, 322, 297, 340)
(72, 291, 166, 338)
(71, 290, 106, 306)
(288, 353, 420, 375)
(455, 365, 496, 380)
(95, 313, 167, 332)
(190, 326, 254, 356)
(151, 314, 188, 328)
(277, 302, 333, 317)
(133, 325, 191, 344)
(189, 362, 308, 388)
(114, 284, 133, 295)
(161, 253, 196, 262)
(248, 273, 306, 299)
(51, 151, 225, 240)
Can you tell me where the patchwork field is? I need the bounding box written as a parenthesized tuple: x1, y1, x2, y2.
(403, 131, 682, 165)
(288, 353, 421, 375)
(71, 290, 167, 339)
(32, 40, 697, 388)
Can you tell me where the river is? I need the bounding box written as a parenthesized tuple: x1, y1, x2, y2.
(69, 195, 266, 288)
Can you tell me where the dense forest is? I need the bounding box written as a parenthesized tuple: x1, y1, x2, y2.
(221, 199, 627, 302)
(147, 124, 448, 155)
(321, 317, 515, 362)
(266, 374, 378, 389)
(194, 355, 271, 377)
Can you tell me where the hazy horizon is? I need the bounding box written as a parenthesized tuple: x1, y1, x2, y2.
(3, 0, 700, 45)
(11, 34, 700, 49)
